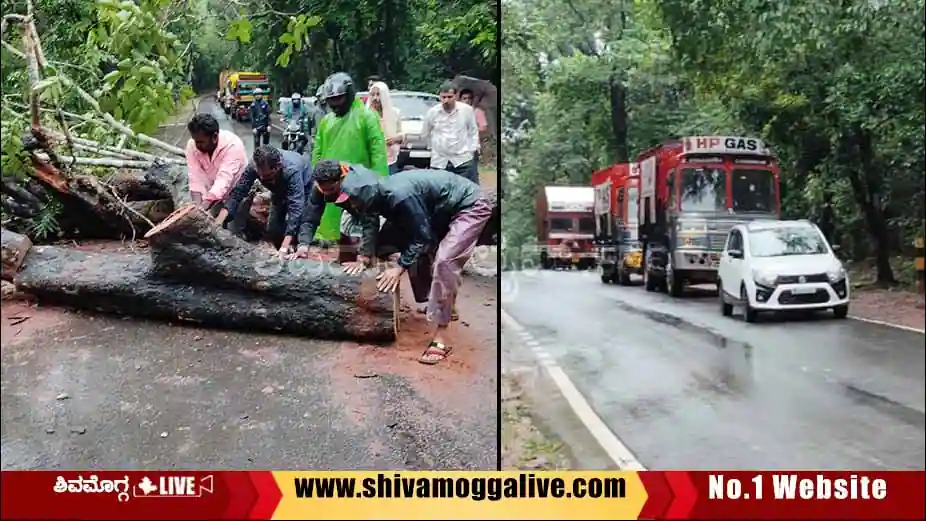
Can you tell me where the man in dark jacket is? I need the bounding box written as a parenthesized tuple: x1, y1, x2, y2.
(214, 145, 312, 256)
(303, 159, 493, 365)
(248, 88, 272, 150)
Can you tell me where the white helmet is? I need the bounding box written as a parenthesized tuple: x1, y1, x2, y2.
(292, 92, 301, 100)
(253, 87, 264, 95)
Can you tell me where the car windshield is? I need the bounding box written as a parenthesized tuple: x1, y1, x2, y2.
(679, 167, 726, 212)
(392, 94, 438, 121)
(749, 226, 829, 257)
(732, 169, 776, 213)
(626, 186, 639, 223)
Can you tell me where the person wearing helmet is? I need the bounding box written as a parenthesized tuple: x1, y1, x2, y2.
(248, 87, 271, 149)
(305, 72, 387, 248)
(283, 92, 311, 154)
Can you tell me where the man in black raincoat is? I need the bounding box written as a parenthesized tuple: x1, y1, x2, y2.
(296, 159, 493, 365)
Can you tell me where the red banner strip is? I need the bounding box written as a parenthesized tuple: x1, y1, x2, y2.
(0, 471, 282, 520)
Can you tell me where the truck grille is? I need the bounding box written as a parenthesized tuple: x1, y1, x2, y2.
(776, 273, 829, 284)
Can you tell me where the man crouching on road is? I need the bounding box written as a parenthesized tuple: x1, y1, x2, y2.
(185, 113, 248, 216)
(215, 145, 313, 257)
(299, 160, 494, 366)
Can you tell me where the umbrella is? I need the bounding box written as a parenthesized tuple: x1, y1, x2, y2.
(452, 75, 497, 137)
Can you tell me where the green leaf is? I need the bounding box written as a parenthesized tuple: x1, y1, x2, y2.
(103, 70, 122, 83)
(32, 76, 61, 92)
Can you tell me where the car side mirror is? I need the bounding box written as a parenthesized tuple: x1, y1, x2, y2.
(831, 244, 842, 252)
(727, 249, 744, 259)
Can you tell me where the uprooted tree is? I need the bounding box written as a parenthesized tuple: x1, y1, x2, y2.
(1, 0, 200, 241)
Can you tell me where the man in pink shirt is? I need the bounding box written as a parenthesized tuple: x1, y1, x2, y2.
(184, 114, 248, 215)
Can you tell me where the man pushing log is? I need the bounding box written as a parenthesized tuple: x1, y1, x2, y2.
(292, 160, 494, 365)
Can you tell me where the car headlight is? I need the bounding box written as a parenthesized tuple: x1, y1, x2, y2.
(752, 269, 777, 287)
(827, 265, 847, 283)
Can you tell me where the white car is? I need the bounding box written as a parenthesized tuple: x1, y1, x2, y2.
(717, 219, 849, 322)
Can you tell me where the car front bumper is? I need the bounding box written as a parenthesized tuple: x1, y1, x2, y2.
(748, 279, 850, 310)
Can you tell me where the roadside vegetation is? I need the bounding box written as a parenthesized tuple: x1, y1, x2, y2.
(501, 0, 925, 289)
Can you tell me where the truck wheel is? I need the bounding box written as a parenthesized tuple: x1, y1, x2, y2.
(644, 268, 658, 292)
(666, 263, 684, 297)
(619, 269, 632, 286)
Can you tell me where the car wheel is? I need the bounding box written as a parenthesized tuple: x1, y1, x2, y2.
(832, 304, 849, 319)
(719, 280, 733, 317)
(741, 284, 758, 323)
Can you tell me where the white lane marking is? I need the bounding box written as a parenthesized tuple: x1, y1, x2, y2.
(849, 315, 925, 334)
(501, 309, 647, 471)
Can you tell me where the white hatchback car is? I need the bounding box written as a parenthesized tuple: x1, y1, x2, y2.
(717, 220, 849, 322)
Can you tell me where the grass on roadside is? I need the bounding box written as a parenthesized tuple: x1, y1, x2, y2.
(501, 373, 572, 470)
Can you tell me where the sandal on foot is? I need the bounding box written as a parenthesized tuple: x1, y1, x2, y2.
(419, 342, 452, 365)
(451, 308, 459, 321)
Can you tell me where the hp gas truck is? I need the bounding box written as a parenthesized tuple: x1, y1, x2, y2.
(637, 136, 781, 296)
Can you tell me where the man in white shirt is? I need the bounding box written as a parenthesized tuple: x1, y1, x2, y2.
(421, 81, 480, 184)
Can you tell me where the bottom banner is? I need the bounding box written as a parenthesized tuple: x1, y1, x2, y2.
(0, 470, 923, 520)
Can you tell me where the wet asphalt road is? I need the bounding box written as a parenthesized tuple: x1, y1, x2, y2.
(0, 98, 499, 470)
(501, 269, 925, 470)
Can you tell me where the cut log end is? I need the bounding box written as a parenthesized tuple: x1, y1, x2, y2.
(143, 203, 202, 239)
(1, 228, 33, 281)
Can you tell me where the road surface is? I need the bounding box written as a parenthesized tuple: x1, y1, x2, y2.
(501, 269, 925, 470)
(0, 98, 499, 470)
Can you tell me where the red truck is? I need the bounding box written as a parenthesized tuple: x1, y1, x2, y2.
(535, 186, 597, 270)
(637, 136, 781, 296)
(591, 162, 643, 284)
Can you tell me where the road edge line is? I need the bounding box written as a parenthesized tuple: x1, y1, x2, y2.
(500, 308, 647, 471)
(848, 315, 925, 334)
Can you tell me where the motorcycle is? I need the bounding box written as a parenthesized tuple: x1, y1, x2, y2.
(281, 116, 309, 154)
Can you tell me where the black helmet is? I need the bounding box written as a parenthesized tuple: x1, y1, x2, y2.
(321, 72, 354, 100)
(321, 72, 355, 116)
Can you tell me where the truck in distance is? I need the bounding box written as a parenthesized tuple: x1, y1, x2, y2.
(592, 163, 642, 285)
(535, 186, 598, 270)
(637, 136, 781, 296)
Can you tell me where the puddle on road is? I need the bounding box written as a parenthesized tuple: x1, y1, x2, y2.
(843, 384, 926, 430)
(609, 299, 757, 397)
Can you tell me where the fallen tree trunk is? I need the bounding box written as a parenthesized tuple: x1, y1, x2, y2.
(9, 211, 397, 341)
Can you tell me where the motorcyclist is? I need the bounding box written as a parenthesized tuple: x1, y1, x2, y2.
(248, 87, 271, 149)
(281, 92, 309, 154)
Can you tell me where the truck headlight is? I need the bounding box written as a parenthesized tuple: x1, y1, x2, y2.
(752, 270, 777, 287)
(827, 266, 847, 283)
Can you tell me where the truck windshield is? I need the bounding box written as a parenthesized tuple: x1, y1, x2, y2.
(749, 226, 829, 257)
(732, 169, 776, 213)
(578, 217, 595, 233)
(626, 186, 639, 223)
(549, 218, 573, 232)
(679, 167, 726, 212)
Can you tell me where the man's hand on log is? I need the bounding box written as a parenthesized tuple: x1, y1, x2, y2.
(342, 255, 371, 276)
(376, 266, 406, 293)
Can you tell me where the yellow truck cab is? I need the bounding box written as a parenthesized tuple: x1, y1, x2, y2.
(227, 72, 271, 122)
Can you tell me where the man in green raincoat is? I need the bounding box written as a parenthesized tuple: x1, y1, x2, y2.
(310, 72, 388, 243)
